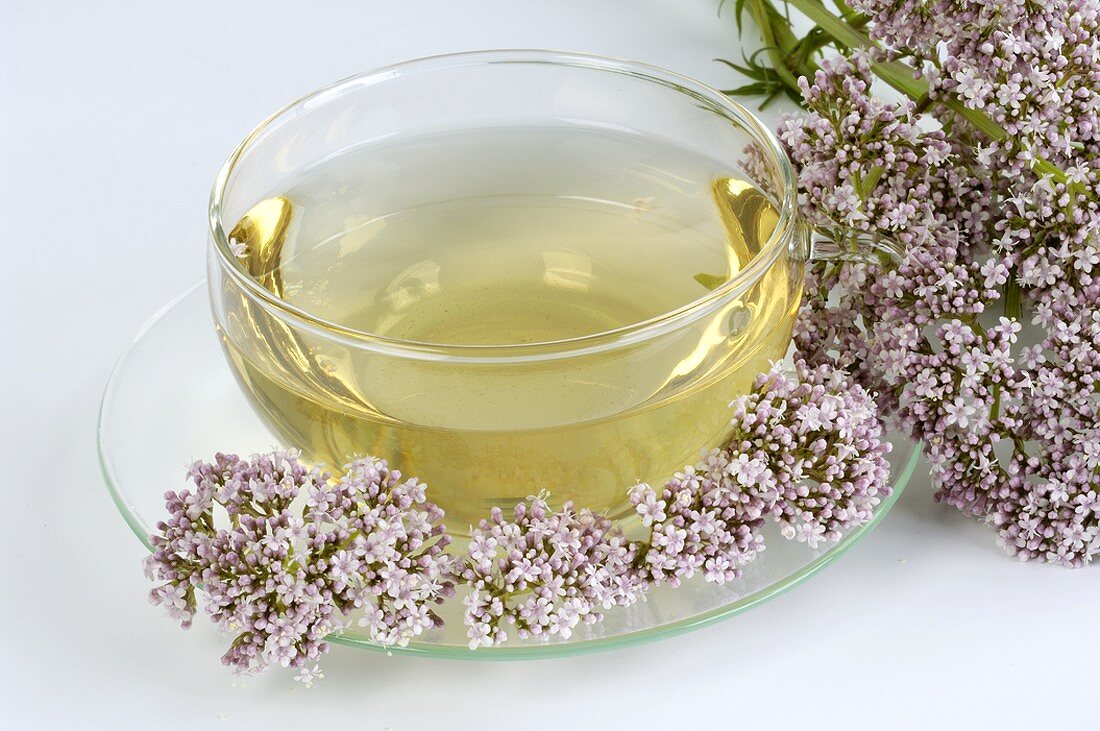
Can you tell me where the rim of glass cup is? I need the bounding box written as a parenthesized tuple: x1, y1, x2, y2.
(209, 49, 800, 359)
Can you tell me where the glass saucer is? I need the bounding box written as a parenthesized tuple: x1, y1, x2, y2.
(99, 282, 920, 660)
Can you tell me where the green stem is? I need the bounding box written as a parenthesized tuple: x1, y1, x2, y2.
(745, 0, 803, 91)
(848, 12, 871, 29)
(1003, 271, 1022, 322)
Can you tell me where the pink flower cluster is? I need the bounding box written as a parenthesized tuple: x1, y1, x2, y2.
(779, 0, 1100, 565)
(779, 51, 952, 247)
(146, 452, 453, 678)
(458, 499, 643, 648)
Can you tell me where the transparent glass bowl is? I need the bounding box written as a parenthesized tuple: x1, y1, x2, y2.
(207, 51, 810, 526)
(100, 283, 919, 659)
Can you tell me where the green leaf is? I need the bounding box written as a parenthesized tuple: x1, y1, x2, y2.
(722, 81, 776, 96)
(694, 273, 728, 291)
(715, 56, 769, 81)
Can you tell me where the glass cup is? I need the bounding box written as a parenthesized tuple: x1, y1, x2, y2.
(206, 50, 893, 530)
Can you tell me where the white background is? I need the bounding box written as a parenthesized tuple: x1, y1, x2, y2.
(1, 2, 1094, 728)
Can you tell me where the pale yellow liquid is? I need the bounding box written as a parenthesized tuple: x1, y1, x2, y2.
(217, 128, 801, 530)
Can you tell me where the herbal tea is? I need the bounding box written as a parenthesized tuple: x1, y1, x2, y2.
(217, 127, 801, 528)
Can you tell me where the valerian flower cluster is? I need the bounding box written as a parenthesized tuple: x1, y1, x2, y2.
(145, 452, 454, 682)
(767, 0, 1099, 564)
(147, 361, 891, 680)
